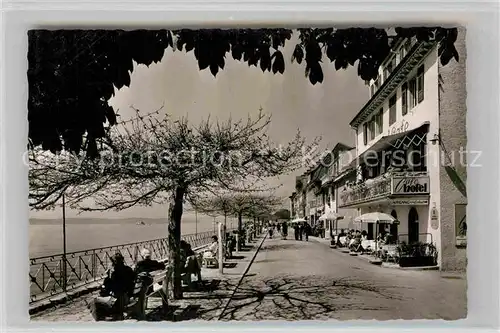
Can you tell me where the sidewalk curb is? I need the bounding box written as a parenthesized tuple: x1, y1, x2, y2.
(217, 233, 267, 321)
(311, 236, 441, 271)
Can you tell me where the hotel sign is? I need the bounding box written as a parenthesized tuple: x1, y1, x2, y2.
(392, 175, 430, 195)
(338, 172, 430, 208)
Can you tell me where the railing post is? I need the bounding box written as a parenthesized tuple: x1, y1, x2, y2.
(61, 257, 67, 292)
(91, 250, 96, 279)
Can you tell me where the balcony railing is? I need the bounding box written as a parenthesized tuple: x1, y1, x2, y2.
(338, 171, 429, 207)
(339, 176, 392, 207)
(29, 230, 230, 304)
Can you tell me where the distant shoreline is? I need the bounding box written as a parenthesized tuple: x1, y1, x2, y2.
(30, 218, 171, 225)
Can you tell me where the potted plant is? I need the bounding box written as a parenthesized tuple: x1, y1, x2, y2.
(397, 242, 437, 267)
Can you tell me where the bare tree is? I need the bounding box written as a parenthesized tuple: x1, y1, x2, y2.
(193, 192, 282, 246)
(190, 192, 234, 233)
(29, 108, 318, 299)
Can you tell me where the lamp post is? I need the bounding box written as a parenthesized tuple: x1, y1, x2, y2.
(195, 209, 198, 236)
(62, 193, 67, 292)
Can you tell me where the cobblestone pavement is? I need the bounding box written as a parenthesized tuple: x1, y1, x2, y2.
(219, 238, 467, 321)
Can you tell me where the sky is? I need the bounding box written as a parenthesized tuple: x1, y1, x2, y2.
(31, 32, 368, 219)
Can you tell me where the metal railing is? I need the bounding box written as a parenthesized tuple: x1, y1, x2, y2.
(396, 232, 433, 245)
(29, 230, 224, 304)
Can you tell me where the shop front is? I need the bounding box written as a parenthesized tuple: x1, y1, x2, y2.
(338, 171, 436, 246)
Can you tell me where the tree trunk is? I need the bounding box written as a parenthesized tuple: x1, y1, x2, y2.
(237, 212, 243, 250)
(237, 212, 243, 234)
(168, 186, 185, 300)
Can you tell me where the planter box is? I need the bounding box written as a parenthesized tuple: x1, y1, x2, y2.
(399, 256, 435, 267)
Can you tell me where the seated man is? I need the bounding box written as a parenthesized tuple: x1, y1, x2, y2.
(135, 248, 166, 274)
(89, 252, 136, 321)
(203, 236, 218, 259)
(180, 240, 203, 285)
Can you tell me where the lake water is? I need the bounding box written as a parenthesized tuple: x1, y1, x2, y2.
(29, 215, 238, 258)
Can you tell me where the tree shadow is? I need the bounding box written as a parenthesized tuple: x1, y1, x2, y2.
(143, 278, 237, 321)
(218, 275, 406, 321)
(262, 243, 304, 252)
(223, 262, 237, 269)
(228, 255, 245, 260)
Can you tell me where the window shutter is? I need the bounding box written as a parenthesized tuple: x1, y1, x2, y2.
(363, 123, 368, 145)
(378, 109, 384, 135)
(417, 65, 424, 103)
(389, 95, 397, 125)
(402, 82, 408, 116)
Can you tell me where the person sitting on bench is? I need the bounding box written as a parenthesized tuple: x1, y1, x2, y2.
(180, 240, 203, 285)
(203, 236, 218, 259)
(135, 249, 166, 275)
(89, 252, 136, 321)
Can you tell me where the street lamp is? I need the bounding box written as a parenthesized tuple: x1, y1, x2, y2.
(195, 209, 198, 236)
(61, 193, 67, 292)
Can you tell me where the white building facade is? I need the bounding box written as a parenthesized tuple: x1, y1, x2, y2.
(339, 29, 467, 271)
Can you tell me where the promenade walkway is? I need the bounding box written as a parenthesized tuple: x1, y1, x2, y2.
(31, 235, 467, 322)
(220, 236, 467, 321)
(31, 237, 265, 322)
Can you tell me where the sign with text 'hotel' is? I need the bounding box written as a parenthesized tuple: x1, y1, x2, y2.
(391, 175, 430, 195)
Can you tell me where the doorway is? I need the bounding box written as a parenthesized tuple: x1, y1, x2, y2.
(367, 223, 374, 240)
(390, 210, 398, 243)
(408, 207, 419, 244)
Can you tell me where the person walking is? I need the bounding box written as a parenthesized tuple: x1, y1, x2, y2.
(303, 222, 310, 241)
(282, 221, 288, 240)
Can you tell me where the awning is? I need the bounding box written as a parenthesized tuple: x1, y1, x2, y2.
(354, 212, 398, 224)
(347, 121, 430, 169)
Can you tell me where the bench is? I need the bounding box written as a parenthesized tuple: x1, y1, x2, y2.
(124, 243, 220, 320)
(125, 262, 172, 320)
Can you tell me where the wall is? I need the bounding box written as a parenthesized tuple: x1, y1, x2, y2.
(438, 27, 468, 272)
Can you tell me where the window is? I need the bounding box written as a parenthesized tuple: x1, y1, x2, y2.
(406, 65, 424, 111)
(409, 77, 417, 109)
(401, 82, 408, 116)
(374, 75, 380, 90)
(389, 95, 397, 125)
(370, 84, 375, 97)
(376, 108, 383, 135)
(369, 119, 376, 141)
(385, 56, 397, 78)
(363, 123, 368, 145)
(400, 40, 411, 59)
(417, 65, 424, 103)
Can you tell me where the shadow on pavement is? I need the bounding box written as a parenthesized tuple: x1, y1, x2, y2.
(145, 278, 239, 322)
(218, 275, 403, 321)
(228, 255, 245, 260)
(261, 243, 305, 252)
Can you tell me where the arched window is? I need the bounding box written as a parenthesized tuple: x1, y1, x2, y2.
(390, 210, 398, 243)
(408, 207, 419, 244)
